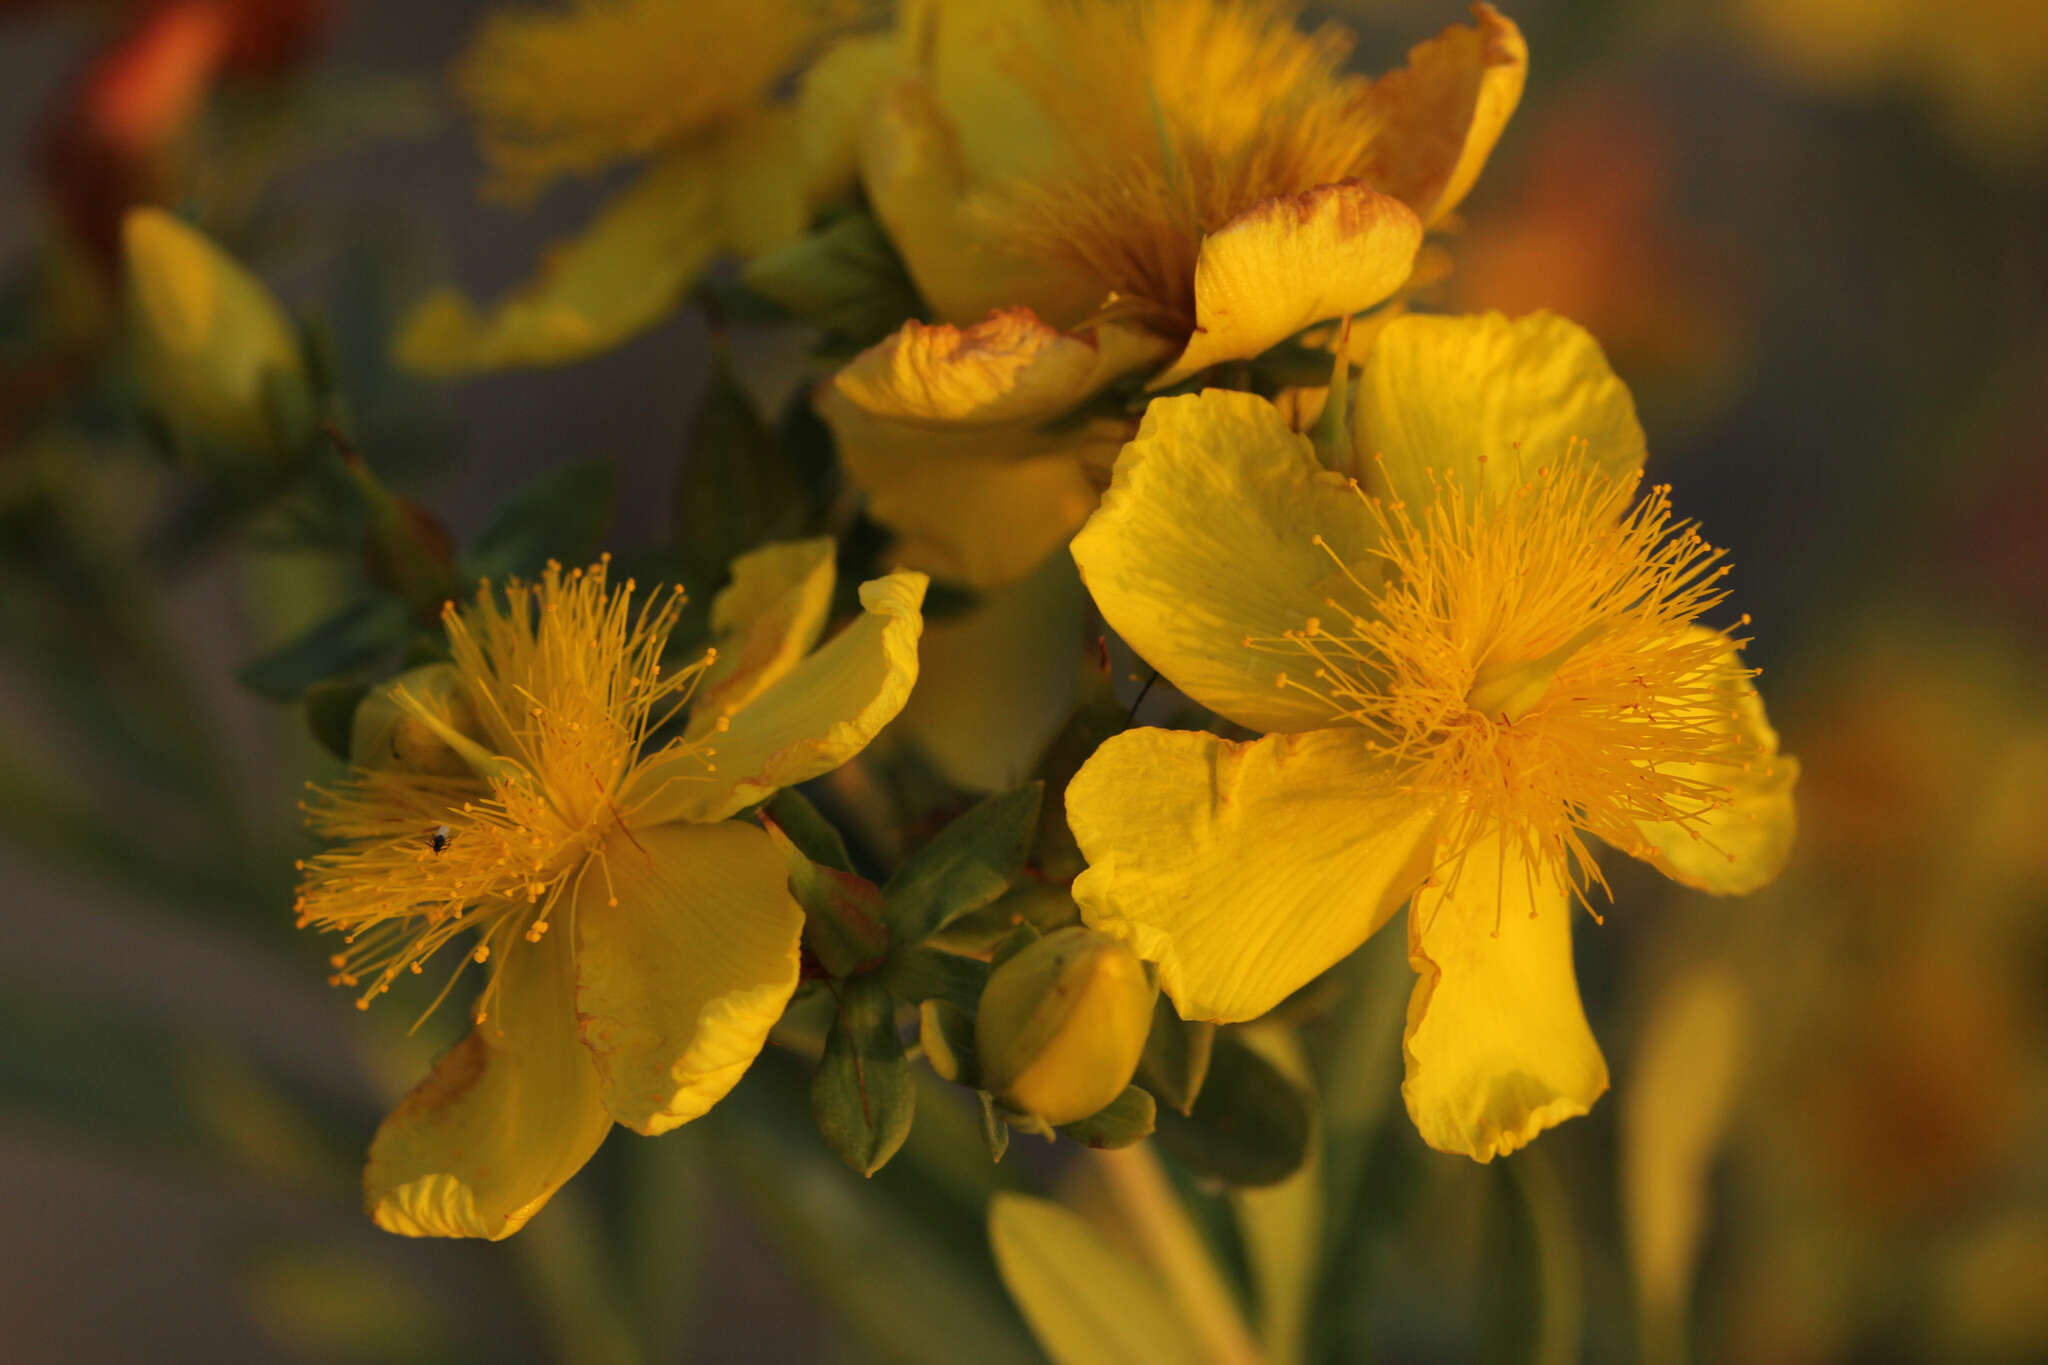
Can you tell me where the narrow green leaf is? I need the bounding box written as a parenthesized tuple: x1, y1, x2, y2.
(988, 1194, 1208, 1365)
(237, 596, 412, 701)
(1153, 1031, 1312, 1187)
(1138, 995, 1217, 1117)
(883, 783, 1044, 943)
(675, 358, 810, 590)
(763, 787, 854, 872)
(989, 922, 1042, 970)
(1058, 1085, 1157, 1150)
(978, 1090, 1011, 1163)
(811, 978, 915, 1176)
(878, 945, 989, 1012)
(740, 210, 926, 346)
(465, 460, 615, 583)
(764, 818, 888, 978)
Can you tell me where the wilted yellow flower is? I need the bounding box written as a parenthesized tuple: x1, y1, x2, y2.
(398, 0, 902, 373)
(1064, 312, 1797, 1160)
(828, 0, 1525, 589)
(296, 543, 924, 1238)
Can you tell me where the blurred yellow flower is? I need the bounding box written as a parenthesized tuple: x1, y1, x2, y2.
(296, 544, 924, 1238)
(832, 0, 1527, 589)
(1064, 312, 1797, 1160)
(397, 0, 900, 373)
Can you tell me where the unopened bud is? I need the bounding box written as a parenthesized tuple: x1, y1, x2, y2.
(976, 927, 1157, 1126)
(122, 207, 307, 462)
(351, 664, 484, 777)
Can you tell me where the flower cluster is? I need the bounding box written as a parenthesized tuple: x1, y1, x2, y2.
(233, 0, 1799, 1239)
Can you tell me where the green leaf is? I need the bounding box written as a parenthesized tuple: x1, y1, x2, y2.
(879, 945, 990, 1012)
(1153, 1031, 1312, 1187)
(919, 999, 978, 1086)
(763, 787, 855, 872)
(301, 677, 368, 760)
(465, 460, 615, 583)
(811, 978, 915, 1176)
(883, 783, 1044, 944)
(740, 211, 926, 347)
(1138, 996, 1217, 1117)
(675, 357, 811, 590)
(988, 1194, 1208, 1365)
(764, 818, 888, 978)
(989, 922, 1042, 970)
(237, 596, 413, 701)
(1058, 1085, 1157, 1150)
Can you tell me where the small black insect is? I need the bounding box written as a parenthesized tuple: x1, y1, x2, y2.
(427, 824, 452, 855)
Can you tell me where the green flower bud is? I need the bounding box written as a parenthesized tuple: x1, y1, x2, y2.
(123, 207, 307, 463)
(350, 664, 484, 777)
(976, 926, 1157, 1126)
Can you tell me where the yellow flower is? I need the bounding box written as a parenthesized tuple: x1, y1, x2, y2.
(1063, 311, 1797, 1160)
(829, 0, 1524, 589)
(397, 0, 903, 374)
(295, 543, 924, 1237)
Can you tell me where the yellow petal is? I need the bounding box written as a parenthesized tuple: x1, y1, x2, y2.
(825, 310, 1166, 588)
(1628, 632, 1799, 894)
(394, 144, 718, 376)
(690, 536, 838, 735)
(710, 108, 811, 259)
(895, 548, 1090, 792)
(1152, 182, 1421, 388)
(1402, 831, 1610, 1161)
(1070, 389, 1378, 733)
(1352, 310, 1647, 508)
(632, 570, 927, 824)
(364, 927, 611, 1240)
(573, 821, 803, 1134)
(796, 32, 907, 205)
(860, 77, 1103, 327)
(1361, 3, 1528, 226)
(836, 308, 1166, 426)
(1068, 726, 1441, 1023)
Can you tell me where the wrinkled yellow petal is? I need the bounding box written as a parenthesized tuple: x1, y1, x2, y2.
(895, 548, 1090, 792)
(632, 571, 927, 824)
(1152, 182, 1421, 388)
(364, 927, 610, 1240)
(1628, 632, 1799, 894)
(1352, 310, 1647, 508)
(1361, 3, 1528, 226)
(395, 144, 718, 375)
(1069, 726, 1441, 1023)
(690, 537, 838, 735)
(1070, 389, 1378, 733)
(826, 310, 1166, 587)
(1403, 831, 1610, 1161)
(837, 308, 1166, 426)
(574, 821, 803, 1134)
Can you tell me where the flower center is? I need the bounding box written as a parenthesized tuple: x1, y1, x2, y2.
(1253, 457, 1759, 903)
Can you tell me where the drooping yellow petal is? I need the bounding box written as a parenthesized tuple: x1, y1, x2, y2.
(455, 0, 837, 196)
(895, 548, 1090, 792)
(825, 310, 1167, 587)
(795, 31, 908, 205)
(395, 145, 718, 375)
(631, 570, 927, 825)
(364, 927, 611, 1240)
(1152, 182, 1422, 388)
(1360, 3, 1528, 226)
(1069, 726, 1441, 1023)
(690, 537, 838, 734)
(1070, 389, 1378, 734)
(1402, 830, 1610, 1162)
(573, 821, 804, 1134)
(1628, 632, 1799, 895)
(1351, 310, 1647, 506)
